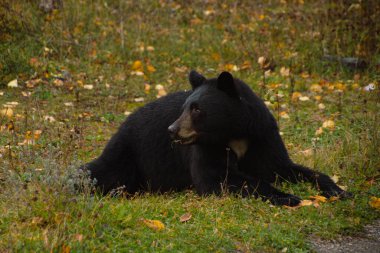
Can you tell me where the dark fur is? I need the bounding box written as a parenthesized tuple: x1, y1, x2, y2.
(82, 71, 350, 206)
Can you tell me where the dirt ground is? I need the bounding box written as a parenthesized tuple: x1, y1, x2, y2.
(310, 220, 380, 253)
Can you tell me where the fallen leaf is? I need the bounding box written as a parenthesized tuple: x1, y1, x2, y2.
(291, 92, 302, 102)
(144, 84, 151, 93)
(131, 71, 144, 76)
(74, 234, 84, 242)
(363, 83, 375, 92)
(279, 111, 290, 119)
(7, 79, 18, 88)
(53, 79, 64, 87)
(315, 127, 323, 135)
(299, 96, 310, 101)
(61, 244, 70, 253)
(147, 65, 156, 73)
(351, 83, 360, 90)
(83, 84, 94, 90)
(155, 84, 167, 98)
(368, 197, 380, 209)
(146, 46, 155, 51)
(134, 97, 145, 102)
(141, 219, 165, 231)
(21, 91, 31, 97)
(3, 101, 19, 108)
(299, 200, 313, 206)
(240, 60, 251, 70)
(337, 184, 347, 191)
(322, 120, 335, 130)
(44, 115, 56, 122)
(310, 84, 323, 93)
(318, 103, 325, 110)
(179, 213, 192, 223)
(224, 64, 239, 72)
(131, 60, 143, 71)
(310, 195, 327, 203)
(300, 148, 313, 157)
(280, 67, 290, 77)
(331, 175, 339, 183)
(34, 130, 42, 140)
(335, 82, 346, 91)
(0, 108, 13, 118)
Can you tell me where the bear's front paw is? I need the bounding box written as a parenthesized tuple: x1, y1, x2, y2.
(270, 194, 301, 207)
(322, 189, 353, 199)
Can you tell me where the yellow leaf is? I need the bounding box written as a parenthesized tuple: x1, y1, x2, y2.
(0, 108, 13, 118)
(299, 96, 310, 101)
(147, 65, 156, 73)
(61, 244, 70, 253)
(369, 197, 380, 209)
(83, 84, 94, 90)
(240, 60, 251, 70)
(7, 79, 18, 88)
(310, 84, 323, 93)
(291, 92, 302, 102)
(331, 175, 339, 183)
(322, 120, 335, 130)
(318, 103, 325, 110)
(34, 130, 42, 140)
(146, 46, 155, 51)
(224, 64, 239, 72)
(142, 219, 165, 231)
(155, 84, 167, 98)
(279, 111, 290, 119)
(280, 67, 290, 77)
(351, 83, 360, 90)
(300, 72, 310, 79)
(299, 200, 313, 206)
(131, 60, 143, 71)
(315, 127, 323, 135)
(211, 53, 221, 61)
(310, 195, 327, 203)
(179, 213, 192, 223)
(335, 82, 346, 91)
(144, 83, 151, 93)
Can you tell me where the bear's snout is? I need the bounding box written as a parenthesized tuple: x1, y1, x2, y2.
(168, 123, 179, 139)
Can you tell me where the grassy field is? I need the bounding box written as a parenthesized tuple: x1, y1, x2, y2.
(0, 0, 379, 252)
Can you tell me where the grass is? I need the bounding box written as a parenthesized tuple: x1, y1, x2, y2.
(0, 0, 379, 252)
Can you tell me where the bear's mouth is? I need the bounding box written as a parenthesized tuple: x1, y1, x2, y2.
(173, 135, 197, 145)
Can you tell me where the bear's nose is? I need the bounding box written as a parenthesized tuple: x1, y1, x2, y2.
(168, 124, 179, 138)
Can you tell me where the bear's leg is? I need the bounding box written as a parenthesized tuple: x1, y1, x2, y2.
(189, 146, 301, 206)
(278, 163, 351, 198)
(226, 171, 301, 206)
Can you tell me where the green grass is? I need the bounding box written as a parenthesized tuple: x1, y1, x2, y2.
(0, 0, 379, 252)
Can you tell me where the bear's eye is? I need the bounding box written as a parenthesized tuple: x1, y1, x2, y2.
(193, 108, 201, 113)
(190, 103, 200, 113)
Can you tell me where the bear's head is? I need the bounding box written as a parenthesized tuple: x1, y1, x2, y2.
(168, 71, 245, 145)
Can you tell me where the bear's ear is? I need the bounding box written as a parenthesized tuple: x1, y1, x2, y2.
(189, 70, 206, 90)
(217, 71, 239, 98)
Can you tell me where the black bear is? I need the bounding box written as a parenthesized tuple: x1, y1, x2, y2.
(82, 71, 350, 206)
